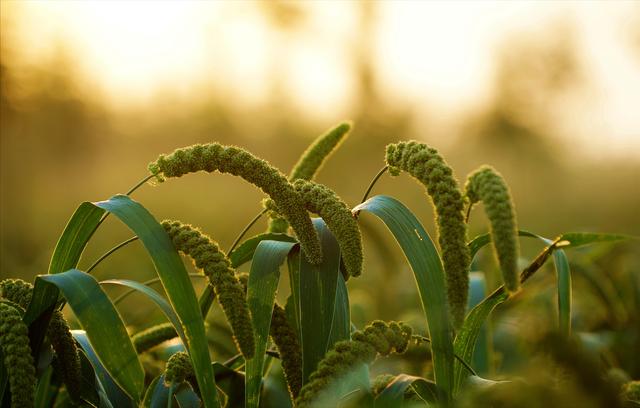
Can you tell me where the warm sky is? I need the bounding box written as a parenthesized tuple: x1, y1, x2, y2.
(2, 1, 639, 158)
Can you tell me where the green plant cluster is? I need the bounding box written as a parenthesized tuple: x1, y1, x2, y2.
(1, 120, 631, 408)
(149, 143, 322, 264)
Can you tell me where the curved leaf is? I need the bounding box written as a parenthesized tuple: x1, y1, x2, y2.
(245, 239, 297, 408)
(354, 195, 454, 398)
(94, 194, 219, 408)
(100, 279, 186, 346)
(73, 330, 131, 408)
(229, 232, 297, 268)
(38, 270, 143, 402)
(557, 232, 632, 249)
(298, 218, 342, 384)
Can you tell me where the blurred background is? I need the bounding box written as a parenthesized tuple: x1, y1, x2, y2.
(1, 0, 639, 390)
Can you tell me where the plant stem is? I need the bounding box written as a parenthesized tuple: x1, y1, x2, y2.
(126, 174, 155, 196)
(359, 166, 389, 205)
(86, 236, 139, 274)
(227, 208, 268, 254)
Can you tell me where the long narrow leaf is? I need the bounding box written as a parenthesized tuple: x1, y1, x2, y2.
(468, 272, 490, 375)
(354, 195, 454, 398)
(100, 279, 186, 347)
(94, 194, 219, 408)
(229, 233, 297, 268)
(39, 270, 143, 402)
(245, 240, 297, 408)
(298, 219, 342, 384)
(73, 330, 130, 408)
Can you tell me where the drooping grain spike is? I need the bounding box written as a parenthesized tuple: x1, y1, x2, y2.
(148, 143, 322, 264)
(48, 311, 82, 402)
(385, 141, 471, 327)
(270, 303, 303, 399)
(132, 322, 178, 354)
(0, 302, 37, 408)
(162, 220, 255, 358)
(295, 320, 413, 407)
(293, 179, 363, 279)
(465, 165, 520, 292)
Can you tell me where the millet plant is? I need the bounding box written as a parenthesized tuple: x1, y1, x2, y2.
(0, 121, 635, 407)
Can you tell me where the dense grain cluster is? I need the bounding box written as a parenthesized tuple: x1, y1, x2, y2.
(385, 141, 471, 327)
(465, 165, 520, 292)
(132, 322, 177, 354)
(162, 220, 254, 358)
(295, 320, 413, 407)
(1, 278, 82, 401)
(268, 121, 351, 233)
(0, 301, 36, 408)
(270, 303, 303, 399)
(163, 352, 194, 385)
(148, 143, 321, 264)
(292, 179, 363, 279)
(49, 310, 82, 400)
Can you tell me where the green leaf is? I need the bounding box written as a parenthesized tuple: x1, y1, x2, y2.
(100, 279, 186, 346)
(557, 232, 632, 249)
(374, 374, 444, 408)
(354, 195, 454, 398)
(146, 374, 171, 408)
(48, 202, 106, 275)
(245, 240, 297, 408)
(174, 383, 201, 408)
(328, 274, 350, 348)
(229, 232, 297, 268)
(94, 194, 219, 408)
(39, 270, 143, 402)
(553, 249, 571, 336)
(298, 218, 342, 384)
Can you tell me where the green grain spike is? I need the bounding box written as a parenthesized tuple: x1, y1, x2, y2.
(162, 220, 255, 358)
(385, 141, 471, 327)
(132, 322, 178, 354)
(0, 302, 36, 408)
(1, 278, 83, 401)
(268, 121, 352, 233)
(49, 311, 82, 402)
(465, 165, 520, 292)
(148, 143, 322, 264)
(270, 303, 303, 399)
(164, 351, 195, 385)
(293, 179, 363, 279)
(289, 121, 352, 181)
(0, 278, 33, 310)
(295, 320, 413, 407)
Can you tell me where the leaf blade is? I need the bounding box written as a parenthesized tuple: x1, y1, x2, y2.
(354, 195, 454, 398)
